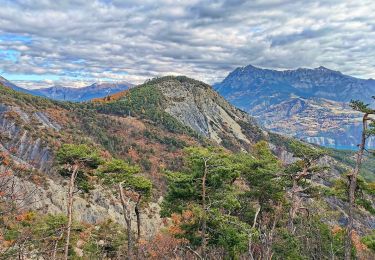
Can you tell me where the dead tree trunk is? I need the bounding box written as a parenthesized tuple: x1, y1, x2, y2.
(135, 194, 142, 242)
(119, 183, 133, 260)
(344, 114, 368, 260)
(201, 158, 209, 259)
(248, 206, 261, 260)
(261, 204, 282, 260)
(288, 165, 308, 234)
(52, 230, 64, 260)
(64, 165, 78, 260)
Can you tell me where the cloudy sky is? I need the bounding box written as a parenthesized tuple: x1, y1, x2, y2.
(0, 0, 374, 88)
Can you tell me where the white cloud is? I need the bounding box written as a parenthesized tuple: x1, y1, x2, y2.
(0, 0, 374, 88)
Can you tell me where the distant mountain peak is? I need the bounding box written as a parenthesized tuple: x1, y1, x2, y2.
(214, 64, 375, 149)
(33, 81, 133, 102)
(315, 65, 330, 70)
(243, 64, 259, 70)
(0, 75, 133, 102)
(313, 66, 342, 75)
(234, 64, 346, 76)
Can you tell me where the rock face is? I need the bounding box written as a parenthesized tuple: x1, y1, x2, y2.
(214, 65, 375, 149)
(149, 77, 264, 150)
(0, 101, 162, 235)
(0, 104, 54, 172)
(10, 175, 162, 236)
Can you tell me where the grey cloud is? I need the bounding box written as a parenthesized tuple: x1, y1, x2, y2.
(0, 0, 374, 88)
(270, 28, 332, 47)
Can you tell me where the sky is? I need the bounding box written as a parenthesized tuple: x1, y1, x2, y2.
(0, 0, 374, 89)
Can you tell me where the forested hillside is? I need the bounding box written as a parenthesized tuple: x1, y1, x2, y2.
(0, 78, 374, 259)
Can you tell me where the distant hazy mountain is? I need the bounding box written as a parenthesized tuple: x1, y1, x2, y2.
(0, 76, 36, 95)
(33, 82, 133, 102)
(0, 76, 133, 102)
(214, 65, 375, 149)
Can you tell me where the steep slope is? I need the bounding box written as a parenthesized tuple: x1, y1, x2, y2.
(0, 81, 202, 233)
(0, 76, 266, 237)
(214, 65, 375, 148)
(256, 96, 375, 148)
(95, 76, 265, 152)
(0, 76, 36, 95)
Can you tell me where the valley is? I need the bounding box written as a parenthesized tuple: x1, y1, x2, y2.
(215, 65, 375, 149)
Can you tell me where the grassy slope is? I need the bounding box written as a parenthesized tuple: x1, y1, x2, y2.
(0, 83, 203, 193)
(329, 148, 375, 182)
(269, 132, 374, 181)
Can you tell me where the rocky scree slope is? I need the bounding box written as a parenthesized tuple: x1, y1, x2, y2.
(214, 65, 375, 149)
(95, 76, 265, 152)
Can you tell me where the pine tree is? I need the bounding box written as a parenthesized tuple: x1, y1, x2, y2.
(162, 146, 246, 258)
(56, 144, 103, 260)
(97, 158, 152, 259)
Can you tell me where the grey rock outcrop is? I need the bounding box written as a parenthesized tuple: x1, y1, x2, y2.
(0, 104, 54, 172)
(150, 77, 264, 150)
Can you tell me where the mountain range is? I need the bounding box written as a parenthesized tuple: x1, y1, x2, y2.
(214, 65, 375, 149)
(0, 76, 132, 102)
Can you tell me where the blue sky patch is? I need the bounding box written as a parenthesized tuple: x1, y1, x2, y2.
(2, 73, 60, 81)
(0, 34, 32, 44)
(0, 50, 20, 62)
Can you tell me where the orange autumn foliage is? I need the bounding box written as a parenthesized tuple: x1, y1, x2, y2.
(139, 210, 195, 259)
(331, 225, 342, 235)
(351, 231, 368, 252)
(92, 90, 129, 103)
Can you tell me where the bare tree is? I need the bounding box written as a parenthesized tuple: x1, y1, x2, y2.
(118, 183, 134, 260)
(56, 144, 102, 260)
(287, 142, 325, 234)
(134, 194, 142, 242)
(64, 164, 79, 260)
(201, 156, 211, 259)
(344, 99, 375, 260)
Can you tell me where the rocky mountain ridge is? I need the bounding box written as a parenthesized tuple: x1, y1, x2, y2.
(214, 65, 375, 149)
(145, 76, 264, 150)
